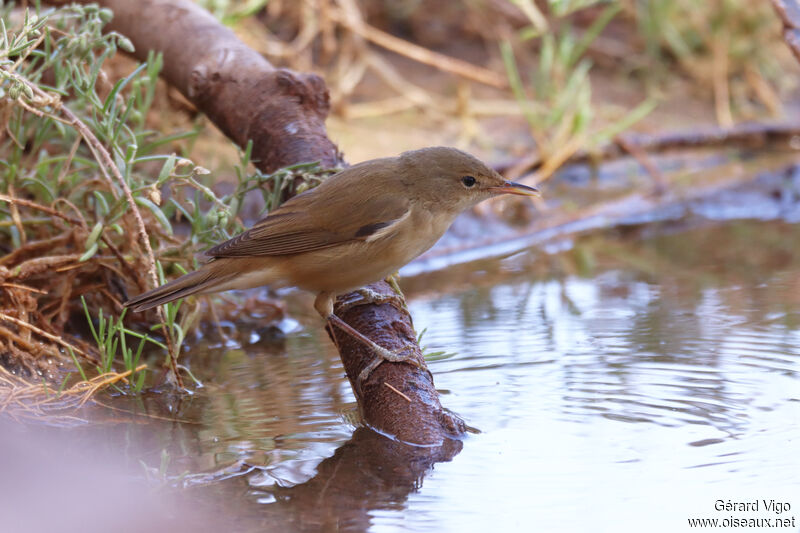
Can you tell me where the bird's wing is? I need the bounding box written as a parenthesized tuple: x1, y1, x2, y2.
(205, 187, 410, 258)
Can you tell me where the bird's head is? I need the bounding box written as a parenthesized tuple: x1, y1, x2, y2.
(399, 146, 540, 213)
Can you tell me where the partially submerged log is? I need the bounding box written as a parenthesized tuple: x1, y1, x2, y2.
(55, 0, 464, 444)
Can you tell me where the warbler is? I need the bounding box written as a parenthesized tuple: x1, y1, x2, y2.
(126, 147, 540, 388)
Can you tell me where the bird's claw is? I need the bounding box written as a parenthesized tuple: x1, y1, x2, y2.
(336, 286, 406, 314)
(385, 273, 409, 310)
(355, 344, 424, 396)
(325, 313, 429, 398)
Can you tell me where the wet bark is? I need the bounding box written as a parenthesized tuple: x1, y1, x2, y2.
(331, 282, 466, 444)
(75, 0, 340, 173)
(52, 0, 464, 444)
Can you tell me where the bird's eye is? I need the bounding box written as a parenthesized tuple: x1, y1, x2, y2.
(461, 176, 476, 187)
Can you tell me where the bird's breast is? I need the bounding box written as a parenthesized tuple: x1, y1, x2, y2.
(276, 205, 453, 294)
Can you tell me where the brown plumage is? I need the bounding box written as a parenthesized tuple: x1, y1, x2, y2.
(126, 146, 539, 326)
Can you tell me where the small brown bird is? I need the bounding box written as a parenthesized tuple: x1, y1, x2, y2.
(126, 147, 539, 387)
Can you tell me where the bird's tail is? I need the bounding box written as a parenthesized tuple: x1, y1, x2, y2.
(124, 261, 234, 312)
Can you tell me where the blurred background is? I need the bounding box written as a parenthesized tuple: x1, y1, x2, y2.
(2, 1, 800, 532)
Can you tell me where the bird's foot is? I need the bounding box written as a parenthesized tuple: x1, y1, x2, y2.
(326, 313, 424, 396)
(336, 285, 406, 314)
(355, 342, 421, 395)
(385, 273, 409, 311)
(384, 272, 406, 304)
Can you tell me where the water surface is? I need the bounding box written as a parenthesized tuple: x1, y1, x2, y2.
(32, 220, 800, 532)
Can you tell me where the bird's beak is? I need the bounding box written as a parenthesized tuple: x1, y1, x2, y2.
(488, 181, 541, 197)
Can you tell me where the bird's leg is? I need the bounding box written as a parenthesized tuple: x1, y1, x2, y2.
(326, 313, 421, 386)
(334, 286, 422, 388)
(316, 291, 423, 396)
(385, 273, 409, 312)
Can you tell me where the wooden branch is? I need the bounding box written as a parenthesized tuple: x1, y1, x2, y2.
(53, 0, 463, 444)
(771, 0, 800, 63)
(330, 3, 508, 89)
(92, 0, 342, 174)
(496, 122, 800, 178)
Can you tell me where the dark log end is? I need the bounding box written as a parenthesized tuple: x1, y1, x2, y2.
(329, 282, 467, 445)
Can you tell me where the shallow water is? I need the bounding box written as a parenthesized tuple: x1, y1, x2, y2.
(27, 220, 800, 532)
(391, 221, 800, 531)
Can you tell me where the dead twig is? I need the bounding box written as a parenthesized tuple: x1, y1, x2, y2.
(496, 122, 800, 178)
(771, 0, 800, 64)
(0, 312, 92, 360)
(614, 135, 668, 195)
(712, 31, 733, 128)
(7, 184, 26, 246)
(0, 363, 146, 422)
(331, 0, 507, 89)
(76, 365, 146, 406)
(0, 325, 51, 357)
(0, 283, 47, 294)
(0, 193, 81, 226)
(384, 381, 412, 403)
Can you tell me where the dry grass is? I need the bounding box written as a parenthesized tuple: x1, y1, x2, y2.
(0, 362, 145, 424)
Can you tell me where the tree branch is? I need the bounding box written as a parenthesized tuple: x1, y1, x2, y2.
(771, 0, 800, 63)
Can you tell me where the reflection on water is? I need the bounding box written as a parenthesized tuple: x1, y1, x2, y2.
(45, 221, 800, 531)
(395, 221, 800, 532)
